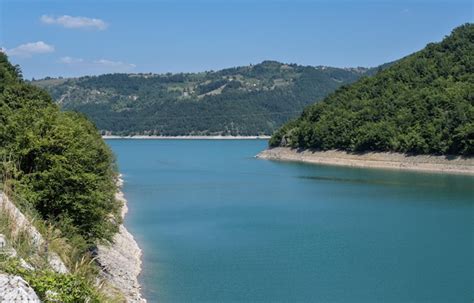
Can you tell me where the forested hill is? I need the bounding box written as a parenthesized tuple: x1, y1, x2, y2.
(270, 24, 474, 156)
(33, 61, 375, 136)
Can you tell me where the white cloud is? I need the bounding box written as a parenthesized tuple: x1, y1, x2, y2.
(6, 41, 55, 58)
(59, 56, 136, 73)
(41, 15, 108, 30)
(93, 59, 136, 69)
(59, 56, 84, 64)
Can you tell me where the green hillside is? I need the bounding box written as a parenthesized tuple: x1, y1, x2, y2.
(270, 24, 474, 156)
(0, 52, 123, 300)
(0, 52, 119, 242)
(33, 61, 374, 136)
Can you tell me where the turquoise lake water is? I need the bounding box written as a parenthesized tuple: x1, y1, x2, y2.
(107, 139, 473, 303)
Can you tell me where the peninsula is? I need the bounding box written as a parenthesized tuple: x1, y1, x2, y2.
(261, 24, 473, 172)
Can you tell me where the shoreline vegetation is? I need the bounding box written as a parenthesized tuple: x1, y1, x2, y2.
(1, 52, 134, 301)
(269, 25, 473, 158)
(257, 147, 474, 175)
(103, 135, 271, 140)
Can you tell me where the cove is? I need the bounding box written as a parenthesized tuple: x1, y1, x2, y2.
(107, 139, 474, 303)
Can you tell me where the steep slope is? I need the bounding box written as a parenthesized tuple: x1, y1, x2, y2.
(33, 61, 374, 136)
(270, 24, 473, 156)
(0, 52, 141, 301)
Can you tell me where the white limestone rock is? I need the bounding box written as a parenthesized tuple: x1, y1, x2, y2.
(0, 192, 69, 274)
(0, 274, 41, 302)
(96, 176, 146, 302)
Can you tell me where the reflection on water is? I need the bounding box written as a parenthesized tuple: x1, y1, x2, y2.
(298, 173, 474, 190)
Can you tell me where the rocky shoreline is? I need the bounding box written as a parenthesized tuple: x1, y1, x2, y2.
(96, 176, 146, 302)
(257, 148, 474, 175)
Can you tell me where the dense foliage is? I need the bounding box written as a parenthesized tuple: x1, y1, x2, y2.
(0, 52, 119, 242)
(270, 24, 474, 156)
(34, 61, 375, 136)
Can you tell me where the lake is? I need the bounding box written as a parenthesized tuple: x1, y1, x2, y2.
(107, 139, 474, 303)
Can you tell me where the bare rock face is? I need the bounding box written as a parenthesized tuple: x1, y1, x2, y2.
(0, 193, 69, 274)
(96, 180, 146, 302)
(97, 224, 145, 302)
(0, 274, 41, 302)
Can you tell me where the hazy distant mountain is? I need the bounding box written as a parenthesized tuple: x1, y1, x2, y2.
(33, 61, 379, 136)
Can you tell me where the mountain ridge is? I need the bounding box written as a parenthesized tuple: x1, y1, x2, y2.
(33, 60, 382, 136)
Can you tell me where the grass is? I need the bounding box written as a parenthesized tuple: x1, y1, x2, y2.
(0, 181, 125, 302)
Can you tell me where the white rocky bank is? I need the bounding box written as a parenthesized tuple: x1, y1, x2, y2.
(96, 176, 147, 303)
(257, 147, 474, 175)
(0, 175, 146, 302)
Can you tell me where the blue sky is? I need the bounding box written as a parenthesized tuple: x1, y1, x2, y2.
(1, 0, 472, 79)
